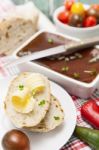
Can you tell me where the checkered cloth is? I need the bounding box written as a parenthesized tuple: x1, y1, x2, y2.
(0, 1, 99, 150)
(61, 92, 99, 150)
(1, 56, 99, 150)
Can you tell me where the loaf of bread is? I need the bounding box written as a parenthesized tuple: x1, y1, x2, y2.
(4, 72, 64, 132)
(0, 2, 39, 55)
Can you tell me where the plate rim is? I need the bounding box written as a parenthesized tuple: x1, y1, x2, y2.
(50, 81, 77, 149)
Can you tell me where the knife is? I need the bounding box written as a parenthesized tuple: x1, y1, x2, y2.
(5, 36, 99, 68)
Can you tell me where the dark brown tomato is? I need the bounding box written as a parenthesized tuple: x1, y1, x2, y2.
(68, 14, 84, 27)
(87, 8, 99, 24)
(2, 129, 30, 150)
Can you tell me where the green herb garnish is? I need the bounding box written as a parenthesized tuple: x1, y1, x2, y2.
(19, 84, 24, 91)
(61, 66, 69, 72)
(39, 100, 46, 106)
(54, 116, 60, 120)
(48, 38, 53, 44)
(73, 73, 80, 79)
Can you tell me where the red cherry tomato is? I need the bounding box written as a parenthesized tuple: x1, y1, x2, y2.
(64, 0, 74, 11)
(91, 4, 99, 10)
(83, 16, 97, 27)
(58, 11, 70, 23)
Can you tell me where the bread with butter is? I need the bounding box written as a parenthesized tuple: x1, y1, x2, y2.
(4, 72, 50, 128)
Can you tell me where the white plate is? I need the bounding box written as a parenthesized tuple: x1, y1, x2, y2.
(0, 73, 76, 150)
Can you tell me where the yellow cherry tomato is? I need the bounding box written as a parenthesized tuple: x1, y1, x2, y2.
(71, 2, 85, 15)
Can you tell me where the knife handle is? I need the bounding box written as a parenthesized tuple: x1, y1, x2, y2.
(64, 36, 99, 55)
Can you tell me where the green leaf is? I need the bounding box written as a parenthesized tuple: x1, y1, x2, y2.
(48, 38, 53, 44)
(18, 84, 24, 91)
(39, 100, 46, 106)
(61, 66, 69, 72)
(54, 116, 60, 120)
(73, 73, 80, 79)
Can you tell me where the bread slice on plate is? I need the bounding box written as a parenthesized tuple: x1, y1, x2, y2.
(4, 72, 51, 128)
(25, 95, 64, 132)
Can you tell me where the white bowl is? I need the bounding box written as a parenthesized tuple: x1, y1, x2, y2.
(13, 30, 99, 99)
(53, 6, 99, 39)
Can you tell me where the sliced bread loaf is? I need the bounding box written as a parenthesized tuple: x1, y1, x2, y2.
(25, 95, 64, 132)
(0, 2, 39, 55)
(4, 72, 51, 128)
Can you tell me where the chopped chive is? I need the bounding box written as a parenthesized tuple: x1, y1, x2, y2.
(39, 100, 46, 106)
(19, 84, 24, 91)
(73, 73, 80, 79)
(48, 38, 53, 44)
(61, 66, 69, 72)
(54, 116, 60, 120)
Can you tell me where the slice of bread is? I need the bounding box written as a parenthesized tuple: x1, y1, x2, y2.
(4, 72, 51, 128)
(0, 2, 39, 55)
(25, 95, 64, 132)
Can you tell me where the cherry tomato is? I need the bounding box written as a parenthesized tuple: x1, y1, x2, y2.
(68, 14, 84, 27)
(91, 4, 99, 10)
(87, 7, 97, 17)
(83, 16, 97, 27)
(64, 0, 74, 11)
(2, 130, 30, 150)
(87, 7, 99, 24)
(58, 11, 70, 23)
(71, 2, 85, 15)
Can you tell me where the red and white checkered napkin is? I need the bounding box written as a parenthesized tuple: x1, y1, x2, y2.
(61, 94, 99, 150)
(61, 96, 92, 150)
(0, 57, 99, 150)
(0, 57, 9, 78)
